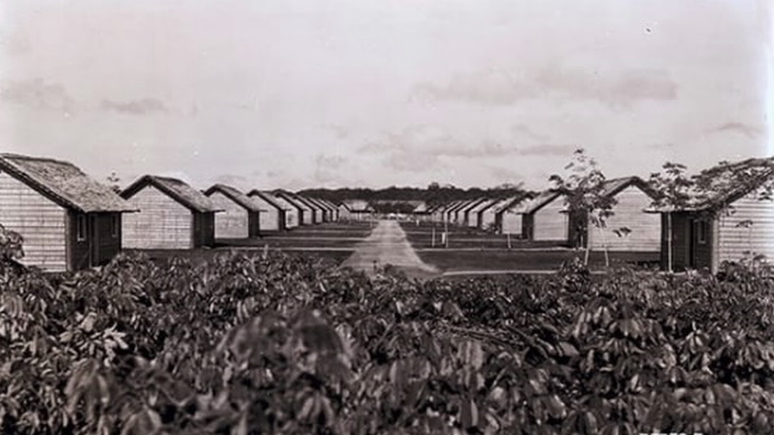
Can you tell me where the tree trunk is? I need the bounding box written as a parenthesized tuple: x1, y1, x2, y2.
(600, 225, 610, 268)
(667, 212, 673, 272)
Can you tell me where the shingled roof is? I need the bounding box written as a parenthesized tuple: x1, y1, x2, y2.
(684, 157, 774, 211)
(247, 189, 287, 211)
(0, 153, 136, 213)
(121, 175, 221, 213)
(204, 184, 264, 212)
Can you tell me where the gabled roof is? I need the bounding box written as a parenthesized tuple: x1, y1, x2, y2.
(122, 175, 221, 213)
(517, 190, 564, 215)
(343, 199, 373, 212)
(652, 157, 774, 212)
(247, 189, 287, 211)
(0, 153, 136, 213)
(273, 190, 311, 211)
(460, 198, 488, 213)
(204, 184, 263, 212)
(412, 201, 429, 213)
(599, 176, 657, 199)
(492, 195, 530, 214)
(469, 198, 499, 214)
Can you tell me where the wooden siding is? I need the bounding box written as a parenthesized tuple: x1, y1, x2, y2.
(0, 170, 67, 271)
(208, 191, 250, 239)
(501, 211, 523, 235)
(269, 196, 299, 228)
(122, 185, 193, 249)
(587, 186, 660, 251)
(533, 197, 568, 241)
(249, 195, 282, 231)
(718, 194, 774, 265)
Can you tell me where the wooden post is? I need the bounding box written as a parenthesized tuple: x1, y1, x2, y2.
(507, 232, 511, 250)
(432, 226, 436, 247)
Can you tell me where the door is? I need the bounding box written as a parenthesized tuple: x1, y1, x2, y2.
(90, 215, 99, 267)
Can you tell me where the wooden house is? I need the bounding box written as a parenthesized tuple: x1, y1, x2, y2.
(467, 199, 498, 228)
(520, 191, 569, 242)
(439, 200, 463, 223)
(652, 158, 774, 273)
(319, 199, 340, 221)
(0, 153, 136, 271)
(460, 198, 487, 225)
(264, 191, 299, 228)
(121, 175, 220, 249)
(203, 184, 263, 238)
(338, 202, 353, 220)
(574, 177, 660, 252)
(448, 200, 472, 224)
(294, 194, 322, 223)
(247, 190, 288, 231)
(273, 190, 310, 225)
(492, 196, 531, 234)
(305, 196, 330, 222)
(343, 200, 374, 220)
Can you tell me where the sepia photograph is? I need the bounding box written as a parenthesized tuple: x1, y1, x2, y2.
(0, 1, 772, 434)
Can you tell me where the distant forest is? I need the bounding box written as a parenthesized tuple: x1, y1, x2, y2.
(298, 183, 532, 213)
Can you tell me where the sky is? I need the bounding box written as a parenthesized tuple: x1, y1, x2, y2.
(0, 0, 772, 191)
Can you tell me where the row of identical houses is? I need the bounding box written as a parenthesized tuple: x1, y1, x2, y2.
(0, 153, 345, 272)
(422, 158, 774, 273)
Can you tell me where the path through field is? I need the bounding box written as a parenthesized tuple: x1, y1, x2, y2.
(341, 220, 439, 279)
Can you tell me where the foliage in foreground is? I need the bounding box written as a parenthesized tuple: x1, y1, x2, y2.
(2, 252, 774, 434)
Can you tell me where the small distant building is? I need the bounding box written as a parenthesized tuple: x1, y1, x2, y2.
(204, 184, 263, 238)
(466, 198, 498, 228)
(274, 190, 313, 225)
(343, 200, 374, 220)
(258, 191, 298, 228)
(651, 158, 774, 273)
(247, 190, 287, 231)
(304, 196, 331, 222)
(338, 202, 353, 220)
(460, 198, 487, 226)
(0, 153, 135, 271)
(121, 175, 221, 249)
(318, 199, 340, 221)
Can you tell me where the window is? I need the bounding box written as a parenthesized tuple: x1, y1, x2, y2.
(76, 215, 87, 241)
(697, 220, 708, 244)
(111, 215, 119, 238)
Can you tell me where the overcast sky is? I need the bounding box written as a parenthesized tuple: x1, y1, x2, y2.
(0, 0, 771, 191)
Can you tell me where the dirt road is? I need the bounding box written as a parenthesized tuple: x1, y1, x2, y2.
(340, 220, 439, 279)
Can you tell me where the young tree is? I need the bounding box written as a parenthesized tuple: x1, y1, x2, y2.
(648, 162, 694, 272)
(107, 172, 122, 194)
(549, 148, 616, 267)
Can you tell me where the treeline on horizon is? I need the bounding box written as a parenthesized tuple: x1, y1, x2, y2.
(298, 182, 531, 213)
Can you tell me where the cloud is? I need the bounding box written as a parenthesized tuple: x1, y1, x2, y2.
(710, 122, 762, 139)
(514, 144, 578, 156)
(314, 154, 349, 183)
(325, 124, 350, 139)
(101, 98, 168, 115)
(411, 65, 677, 107)
(0, 78, 73, 111)
(0, 32, 32, 56)
(538, 66, 677, 106)
(412, 69, 538, 106)
(511, 123, 548, 141)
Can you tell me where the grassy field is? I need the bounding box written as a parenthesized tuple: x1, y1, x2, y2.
(125, 247, 354, 265)
(416, 249, 660, 274)
(400, 220, 660, 273)
(126, 221, 373, 266)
